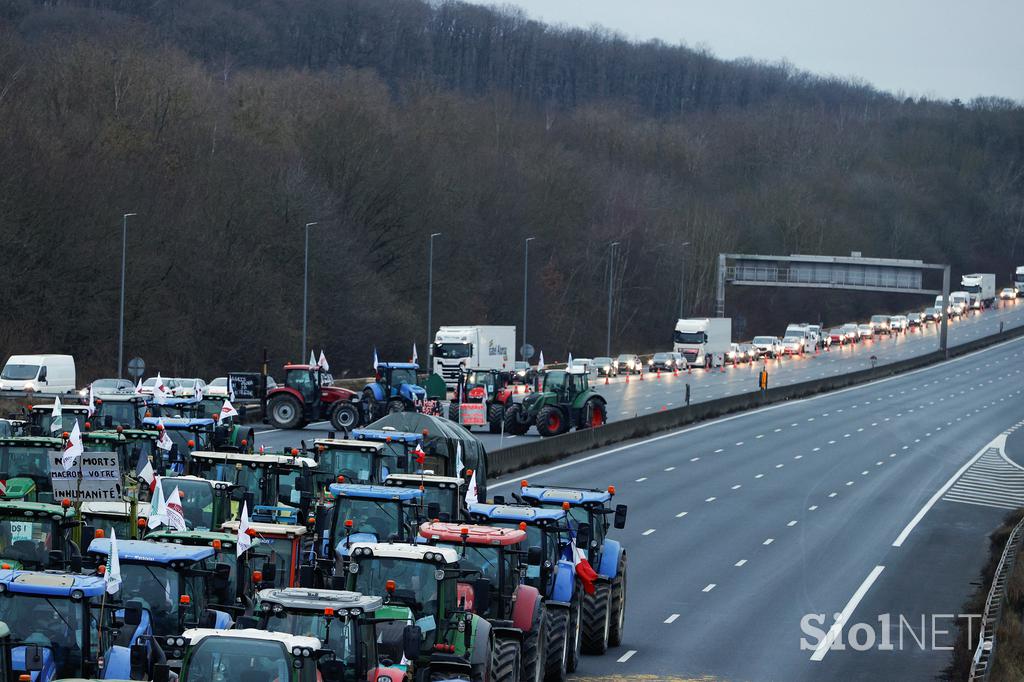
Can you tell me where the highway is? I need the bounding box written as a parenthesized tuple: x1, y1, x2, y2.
(487, 333, 1024, 680)
(254, 301, 1024, 453)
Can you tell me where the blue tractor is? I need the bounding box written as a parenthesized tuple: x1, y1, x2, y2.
(517, 484, 628, 653)
(469, 503, 581, 681)
(361, 363, 426, 421)
(326, 483, 425, 561)
(0, 569, 153, 681)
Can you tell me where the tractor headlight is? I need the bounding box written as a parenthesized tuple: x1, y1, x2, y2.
(176, 637, 186, 647)
(292, 646, 303, 657)
(70, 589, 84, 602)
(165, 637, 176, 648)
(348, 562, 359, 574)
(350, 607, 361, 615)
(435, 569, 445, 581)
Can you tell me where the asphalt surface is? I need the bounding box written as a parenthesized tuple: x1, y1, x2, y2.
(254, 300, 1024, 453)
(486, 333, 1024, 680)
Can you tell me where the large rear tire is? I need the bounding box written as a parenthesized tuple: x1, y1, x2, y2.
(577, 399, 606, 430)
(581, 582, 611, 655)
(521, 607, 545, 682)
(566, 584, 583, 672)
(542, 604, 569, 681)
(487, 403, 505, 434)
(503, 404, 531, 436)
(330, 402, 359, 431)
(608, 552, 627, 647)
(491, 636, 522, 682)
(386, 399, 406, 414)
(536, 406, 567, 438)
(268, 395, 302, 429)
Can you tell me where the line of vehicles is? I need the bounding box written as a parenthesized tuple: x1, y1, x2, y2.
(0, 383, 630, 681)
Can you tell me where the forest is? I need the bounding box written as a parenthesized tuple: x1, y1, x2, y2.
(1, 0, 1022, 378)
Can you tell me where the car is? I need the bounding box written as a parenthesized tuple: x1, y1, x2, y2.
(805, 324, 827, 349)
(670, 352, 689, 370)
(1000, 287, 1018, 300)
(907, 313, 923, 327)
(889, 315, 908, 333)
(869, 315, 891, 335)
(857, 324, 873, 340)
(923, 307, 941, 323)
(781, 336, 804, 355)
(570, 357, 593, 373)
(739, 343, 759, 361)
(80, 378, 135, 398)
(511, 360, 537, 384)
(593, 356, 618, 377)
(752, 335, 782, 358)
(841, 323, 860, 343)
(207, 376, 230, 396)
(828, 328, 847, 345)
(615, 354, 642, 375)
(726, 343, 745, 365)
(648, 352, 678, 372)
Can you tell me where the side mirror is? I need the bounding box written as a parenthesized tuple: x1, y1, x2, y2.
(299, 565, 315, 587)
(198, 609, 217, 628)
(402, 625, 422, 662)
(130, 643, 149, 678)
(152, 663, 171, 682)
(397, 455, 409, 471)
(48, 549, 63, 567)
(318, 659, 346, 682)
(575, 523, 591, 550)
(81, 525, 97, 550)
(493, 495, 505, 505)
(471, 578, 491, 615)
(261, 562, 277, 585)
(526, 546, 543, 566)
(124, 599, 144, 626)
(38, 368, 47, 382)
(235, 615, 259, 629)
(104, 415, 113, 428)
(426, 502, 441, 520)
(25, 645, 43, 671)
(613, 504, 627, 529)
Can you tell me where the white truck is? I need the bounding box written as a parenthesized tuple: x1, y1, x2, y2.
(0, 354, 76, 393)
(673, 318, 732, 368)
(1014, 266, 1024, 297)
(960, 273, 996, 309)
(432, 325, 515, 387)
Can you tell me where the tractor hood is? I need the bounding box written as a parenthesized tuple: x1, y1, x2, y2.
(323, 386, 358, 400)
(400, 383, 426, 402)
(0, 477, 36, 500)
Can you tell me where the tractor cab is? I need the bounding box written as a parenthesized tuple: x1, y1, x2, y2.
(505, 367, 607, 438)
(154, 628, 350, 682)
(146, 396, 202, 420)
(541, 369, 588, 400)
(361, 363, 426, 421)
(87, 538, 233, 636)
(221, 519, 307, 590)
(90, 395, 149, 430)
(0, 500, 81, 571)
(0, 569, 152, 681)
(91, 428, 159, 482)
(518, 484, 627, 565)
(346, 542, 493, 680)
(147, 530, 249, 613)
(188, 451, 318, 524)
(384, 475, 465, 522)
(265, 365, 361, 432)
(28, 403, 89, 437)
(81, 500, 151, 541)
(249, 587, 409, 680)
(0, 418, 28, 438)
(350, 429, 429, 472)
(80, 430, 139, 478)
(327, 484, 424, 561)
(142, 417, 214, 472)
(309, 439, 392, 488)
(152, 476, 236, 532)
(0, 436, 63, 503)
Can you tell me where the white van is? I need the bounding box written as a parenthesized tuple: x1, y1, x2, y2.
(0, 354, 76, 393)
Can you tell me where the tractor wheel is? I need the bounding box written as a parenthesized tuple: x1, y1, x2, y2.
(487, 403, 505, 434)
(361, 388, 377, 422)
(542, 604, 569, 681)
(536, 406, 567, 438)
(503, 404, 531, 436)
(386, 399, 406, 414)
(448, 402, 460, 422)
(609, 552, 627, 647)
(581, 581, 611, 655)
(521, 606, 545, 682)
(491, 636, 522, 682)
(268, 395, 302, 429)
(566, 582, 583, 672)
(330, 402, 359, 432)
(577, 399, 606, 430)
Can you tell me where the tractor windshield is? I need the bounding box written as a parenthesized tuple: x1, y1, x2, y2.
(490, 522, 548, 580)
(0, 446, 54, 500)
(93, 401, 145, 428)
(286, 369, 318, 402)
(542, 371, 569, 394)
(333, 498, 404, 543)
(263, 610, 370, 669)
(466, 372, 496, 390)
(353, 557, 441, 622)
(117, 563, 203, 635)
(319, 448, 380, 484)
(159, 479, 215, 530)
(435, 343, 472, 359)
(183, 636, 312, 682)
(82, 513, 133, 541)
(194, 460, 279, 508)
(0, 592, 95, 678)
(419, 486, 458, 521)
(0, 513, 58, 567)
(36, 413, 85, 435)
(249, 536, 297, 588)
(389, 369, 417, 387)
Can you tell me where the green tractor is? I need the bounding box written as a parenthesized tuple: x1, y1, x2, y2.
(503, 368, 607, 437)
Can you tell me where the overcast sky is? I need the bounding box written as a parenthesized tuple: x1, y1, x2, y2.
(470, 0, 1024, 102)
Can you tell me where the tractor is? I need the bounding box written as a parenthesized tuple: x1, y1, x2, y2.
(384, 474, 466, 522)
(245, 586, 414, 681)
(346, 542, 498, 681)
(503, 368, 607, 438)
(187, 451, 318, 524)
(518, 484, 628, 653)
(220, 518, 309, 590)
(0, 435, 64, 503)
(142, 416, 215, 473)
(90, 395, 149, 430)
(27, 402, 89, 436)
(306, 438, 395, 489)
(0, 500, 82, 571)
(146, 529, 251, 614)
(419, 521, 546, 682)
(151, 475, 238, 532)
(0, 569, 154, 681)
(325, 483, 425, 562)
(266, 363, 361, 431)
(361, 363, 426, 422)
(469, 503, 582, 681)
(81, 500, 151, 540)
(449, 368, 521, 434)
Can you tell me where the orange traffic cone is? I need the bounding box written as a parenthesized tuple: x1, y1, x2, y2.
(657, 369, 661, 380)
(673, 366, 678, 377)
(604, 375, 609, 385)
(625, 373, 630, 384)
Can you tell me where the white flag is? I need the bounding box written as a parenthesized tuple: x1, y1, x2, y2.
(219, 399, 238, 422)
(87, 386, 96, 417)
(412, 343, 418, 364)
(567, 353, 573, 369)
(194, 383, 203, 401)
(373, 348, 379, 370)
(309, 350, 317, 366)
(153, 373, 169, 405)
(50, 396, 63, 434)
(165, 486, 186, 531)
(464, 469, 479, 505)
(61, 422, 83, 471)
(135, 379, 143, 395)
(318, 350, 330, 372)
(236, 502, 252, 558)
(156, 418, 173, 451)
(455, 442, 464, 477)
(537, 351, 545, 372)
(148, 479, 167, 529)
(105, 528, 122, 595)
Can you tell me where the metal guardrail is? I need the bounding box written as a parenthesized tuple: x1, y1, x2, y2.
(969, 515, 1024, 681)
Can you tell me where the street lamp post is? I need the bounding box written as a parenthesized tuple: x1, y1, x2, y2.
(522, 237, 535, 361)
(427, 232, 442, 370)
(117, 212, 137, 379)
(677, 241, 691, 320)
(607, 241, 620, 357)
(302, 221, 318, 362)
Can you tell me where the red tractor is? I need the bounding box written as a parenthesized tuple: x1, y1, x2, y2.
(265, 364, 361, 431)
(449, 368, 525, 433)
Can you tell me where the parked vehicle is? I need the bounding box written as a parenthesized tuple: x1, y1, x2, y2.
(1000, 287, 1018, 300)
(949, 291, 971, 315)
(828, 328, 847, 345)
(923, 307, 942, 323)
(907, 313, 923, 328)
(783, 324, 811, 352)
(1015, 266, 1024, 296)
(869, 315, 891, 335)
(961, 273, 996, 309)
(433, 325, 516, 388)
(780, 336, 804, 355)
(647, 352, 678, 372)
(889, 315, 908, 332)
(751, 336, 783, 358)
(361, 362, 426, 422)
(841, 323, 861, 343)
(726, 343, 748, 365)
(450, 367, 517, 433)
(614, 354, 642, 375)
(739, 343, 759, 361)
(673, 318, 731, 368)
(0, 354, 76, 393)
(570, 357, 593, 373)
(857, 324, 873, 340)
(593, 357, 617, 377)
(81, 378, 134, 398)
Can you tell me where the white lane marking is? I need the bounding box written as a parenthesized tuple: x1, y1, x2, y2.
(810, 565, 886, 661)
(675, 511, 688, 518)
(635, 477, 647, 482)
(787, 520, 798, 526)
(664, 466, 676, 471)
(755, 474, 764, 479)
(775, 428, 783, 432)
(690, 457, 700, 462)
(813, 447, 821, 452)
(664, 613, 680, 624)
(808, 505, 818, 511)
(617, 650, 637, 663)
(861, 471, 869, 475)
(763, 538, 774, 545)
(703, 584, 716, 592)
(736, 441, 745, 446)
(828, 492, 837, 498)
(705, 497, 717, 503)
(794, 455, 803, 459)
(714, 448, 724, 453)
(642, 528, 656, 536)
(893, 434, 1006, 547)
(776, 464, 784, 468)
(846, 481, 854, 486)
(732, 484, 742, 490)
(828, 440, 836, 445)
(735, 559, 747, 567)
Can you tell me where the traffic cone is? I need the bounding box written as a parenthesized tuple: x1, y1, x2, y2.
(657, 369, 661, 380)
(639, 369, 644, 381)
(673, 366, 678, 377)
(625, 373, 630, 384)
(604, 375, 609, 385)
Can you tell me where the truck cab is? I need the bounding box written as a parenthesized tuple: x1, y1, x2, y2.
(433, 326, 516, 389)
(673, 318, 732, 368)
